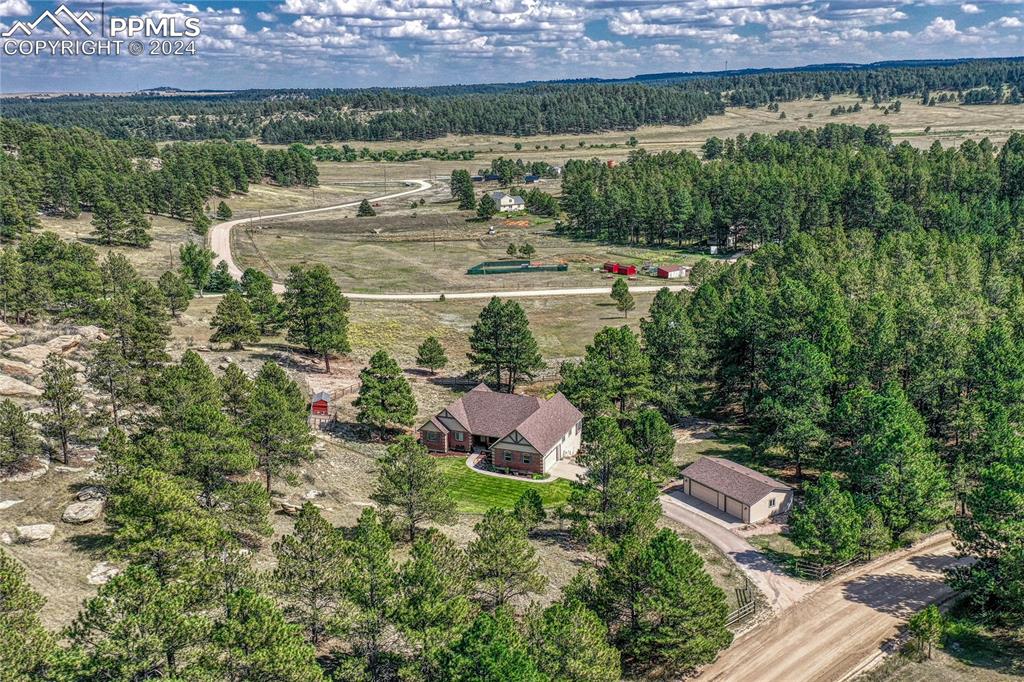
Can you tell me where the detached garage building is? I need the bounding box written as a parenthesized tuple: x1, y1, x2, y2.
(679, 456, 793, 523)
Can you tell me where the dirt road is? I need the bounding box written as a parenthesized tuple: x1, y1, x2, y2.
(209, 179, 433, 291)
(698, 533, 969, 682)
(660, 493, 813, 612)
(208, 178, 693, 301)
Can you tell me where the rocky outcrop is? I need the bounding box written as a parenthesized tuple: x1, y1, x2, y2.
(0, 358, 40, 381)
(87, 561, 121, 585)
(76, 486, 106, 502)
(0, 375, 42, 398)
(6, 333, 84, 368)
(62, 499, 103, 524)
(16, 523, 55, 542)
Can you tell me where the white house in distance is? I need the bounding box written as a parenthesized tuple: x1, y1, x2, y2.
(418, 384, 583, 475)
(679, 456, 793, 523)
(488, 191, 526, 212)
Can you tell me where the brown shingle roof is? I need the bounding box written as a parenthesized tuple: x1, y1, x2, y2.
(429, 384, 581, 452)
(514, 392, 583, 454)
(681, 456, 791, 506)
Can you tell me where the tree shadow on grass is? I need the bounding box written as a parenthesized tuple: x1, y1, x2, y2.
(67, 530, 115, 557)
(942, 620, 1024, 676)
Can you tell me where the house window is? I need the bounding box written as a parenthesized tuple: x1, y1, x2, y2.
(427, 432, 438, 441)
(504, 452, 512, 462)
(522, 454, 531, 464)
(454, 431, 464, 441)
(769, 498, 776, 508)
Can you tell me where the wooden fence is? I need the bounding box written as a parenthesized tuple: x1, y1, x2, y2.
(793, 553, 865, 581)
(725, 577, 758, 629)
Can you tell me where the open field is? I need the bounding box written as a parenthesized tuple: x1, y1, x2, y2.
(435, 458, 572, 514)
(233, 211, 714, 294)
(261, 98, 1024, 175)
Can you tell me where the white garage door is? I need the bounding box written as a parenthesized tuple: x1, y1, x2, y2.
(726, 497, 744, 521)
(690, 481, 720, 509)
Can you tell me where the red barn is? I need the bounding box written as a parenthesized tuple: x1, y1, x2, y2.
(310, 391, 331, 416)
(604, 261, 618, 273)
(618, 264, 637, 276)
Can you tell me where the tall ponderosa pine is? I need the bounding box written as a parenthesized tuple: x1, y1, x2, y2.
(240, 268, 283, 335)
(157, 270, 193, 319)
(210, 291, 260, 350)
(467, 509, 547, 612)
(450, 169, 476, 210)
(640, 287, 701, 415)
(0, 548, 55, 681)
(443, 608, 547, 682)
(344, 508, 399, 680)
(273, 503, 350, 645)
(789, 473, 863, 563)
(610, 276, 635, 318)
(354, 350, 417, 439)
(284, 265, 350, 372)
(468, 297, 544, 393)
(246, 362, 314, 493)
(86, 340, 140, 429)
(525, 600, 621, 682)
(626, 408, 677, 483)
(0, 399, 41, 471)
(371, 435, 455, 541)
(40, 352, 84, 464)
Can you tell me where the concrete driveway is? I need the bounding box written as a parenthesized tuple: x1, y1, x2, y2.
(660, 493, 813, 612)
(549, 460, 586, 482)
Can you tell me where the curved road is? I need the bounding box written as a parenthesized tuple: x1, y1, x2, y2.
(209, 178, 692, 300)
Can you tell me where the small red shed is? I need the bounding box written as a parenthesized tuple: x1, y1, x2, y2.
(604, 261, 618, 273)
(310, 391, 331, 416)
(618, 264, 637, 276)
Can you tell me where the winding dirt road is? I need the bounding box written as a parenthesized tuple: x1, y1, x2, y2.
(698, 533, 969, 682)
(208, 178, 692, 300)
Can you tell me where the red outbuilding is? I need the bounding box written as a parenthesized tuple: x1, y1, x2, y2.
(310, 391, 331, 416)
(618, 264, 637, 276)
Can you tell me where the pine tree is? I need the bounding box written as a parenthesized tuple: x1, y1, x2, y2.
(525, 600, 621, 682)
(416, 336, 447, 375)
(284, 265, 350, 372)
(40, 352, 84, 464)
(216, 201, 233, 219)
(906, 605, 944, 660)
(0, 399, 40, 471)
(0, 548, 55, 682)
(157, 270, 193, 319)
(477, 193, 498, 219)
(273, 503, 350, 645)
(640, 287, 701, 415)
(611, 277, 634, 318)
(397, 530, 475, 679)
(220, 363, 253, 423)
(86, 340, 140, 429)
(240, 268, 282, 335)
(210, 588, 324, 682)
(357, 199, 377, 217)
(371, 435, 456, 541)
(245, 365, 314, 493)
(63, 563, 211, 679)
(468, 297, 544, 392)
(91, 198, 123, 245)
(626, 408, 677, 483)
(585, 529, 732, 677)
(467, 509, 547, 611)
(789, 473, 863, 563)
(450, 169, 476, 210)
(443, 608, 547, 682)
(354, 350, 418, 439)
(124, 207, 153, 248)
(179, 242, 215, 295)
(210, 291, 259, 350)
(344, 508, 399, 680)
(512, 488, 546, 531)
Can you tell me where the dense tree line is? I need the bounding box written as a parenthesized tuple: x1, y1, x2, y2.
(561, 124, 1024, 247)
(3, 59, 1020, 143)
(0, 120, 317, 240)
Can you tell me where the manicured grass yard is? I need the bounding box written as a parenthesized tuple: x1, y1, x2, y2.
(437, 458, 572, 514)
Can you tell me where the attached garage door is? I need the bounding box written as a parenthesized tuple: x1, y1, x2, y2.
(725, 497, 744, 521)
(689, 481, 720, 509)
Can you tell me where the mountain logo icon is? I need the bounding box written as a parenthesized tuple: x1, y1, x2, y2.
(3, 4, 95, 38)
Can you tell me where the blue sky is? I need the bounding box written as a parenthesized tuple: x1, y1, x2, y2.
(1, 0, 1022, 92)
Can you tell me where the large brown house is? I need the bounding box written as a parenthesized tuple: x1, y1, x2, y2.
(418, 384, 583, 475)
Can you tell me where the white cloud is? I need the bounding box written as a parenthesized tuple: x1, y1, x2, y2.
(257, 11, 277, 21)
(0, 0, 31, 16)
(961, 4, 981, 14)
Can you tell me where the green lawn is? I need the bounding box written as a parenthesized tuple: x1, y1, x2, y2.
(438, 458, 572, 514)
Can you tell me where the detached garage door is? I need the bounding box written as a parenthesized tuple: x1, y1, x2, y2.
(689, 481, 720, 509)
(725, 497, 745, 521)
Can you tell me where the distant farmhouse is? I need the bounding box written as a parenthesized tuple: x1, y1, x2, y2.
(488, 191, 526, 212)
(419, 384, 583, 475)
(679, 456, 793, 523)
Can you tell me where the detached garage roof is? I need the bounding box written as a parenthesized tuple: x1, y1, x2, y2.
(681, 456, 791, 506)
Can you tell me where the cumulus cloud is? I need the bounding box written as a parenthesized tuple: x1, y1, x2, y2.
(961, 4, 981, 14)
(0, 0, 31, 16)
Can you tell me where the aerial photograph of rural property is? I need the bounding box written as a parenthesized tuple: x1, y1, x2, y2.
(1, 1, 1023, 681)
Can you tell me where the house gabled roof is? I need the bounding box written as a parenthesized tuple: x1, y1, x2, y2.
(311, 390, 332, 403)
(425, 384, 581, 452)
(681, 456, 791, 506)
(511, 392, 583, 454)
